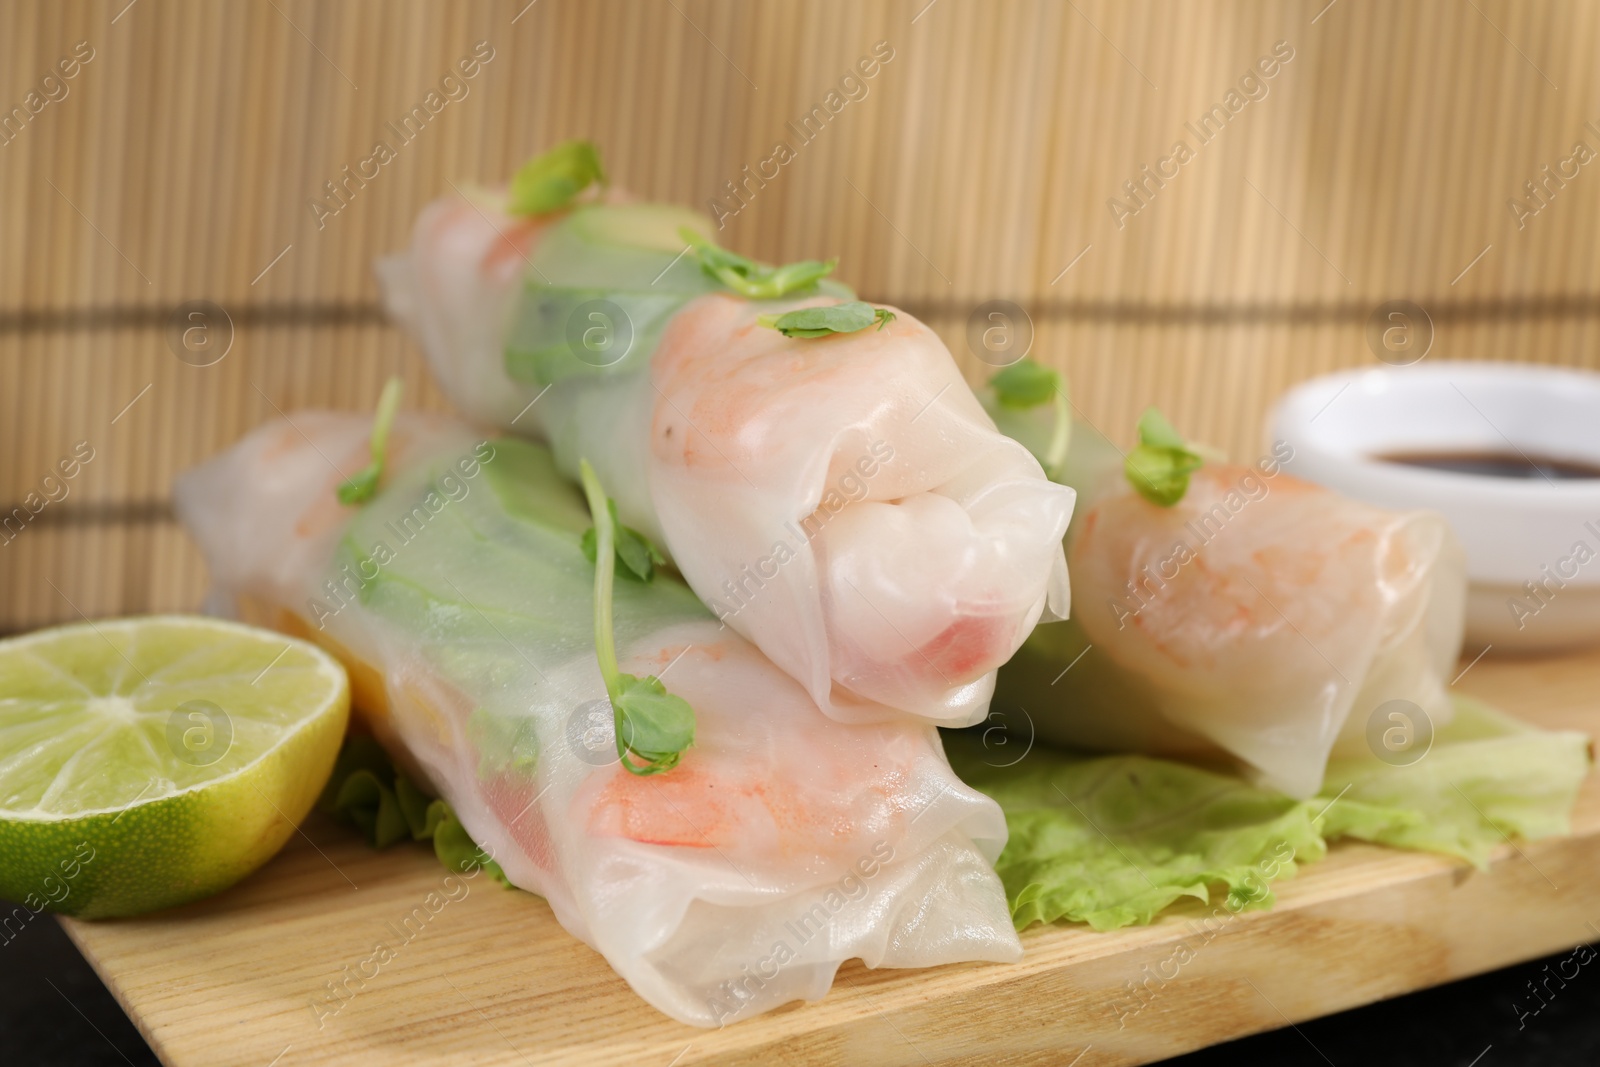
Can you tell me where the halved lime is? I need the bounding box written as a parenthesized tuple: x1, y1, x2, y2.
(0, 615, 350, 918)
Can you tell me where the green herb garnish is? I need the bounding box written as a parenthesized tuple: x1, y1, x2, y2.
(507, 140, 606, 216)
(337, 376, 403, 505)
(581, 498, 665, 582)
(579, 459, 695, 775)
(1124, 407, 1204, 507)
(990, 358, 1071, 480)
(679, 227, 836, 299)
(991, 358, 1060, 408)
(758, 301, 894, 339)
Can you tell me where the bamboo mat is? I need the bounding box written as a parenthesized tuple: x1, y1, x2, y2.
(4, 0, 1599, 631)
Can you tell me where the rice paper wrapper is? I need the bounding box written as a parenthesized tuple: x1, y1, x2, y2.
(174, 412, 1021, 1026)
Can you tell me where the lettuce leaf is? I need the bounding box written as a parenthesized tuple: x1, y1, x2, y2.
(947, 696, 1590, 931)
(1317, 695, 1591, 865)
(945, 733, 1330, 931)
(319, 735, 513, 886)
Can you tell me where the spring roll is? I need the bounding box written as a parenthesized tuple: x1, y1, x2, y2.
(990, 392, 1467, 799)
(173, 411, 1021, 1026)
(376, 150, 1073, 728)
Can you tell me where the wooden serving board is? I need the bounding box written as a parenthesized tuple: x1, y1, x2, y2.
(63, 651, 1600, 1067)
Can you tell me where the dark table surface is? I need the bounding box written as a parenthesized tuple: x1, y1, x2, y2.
(3, 912, 1596, 1066)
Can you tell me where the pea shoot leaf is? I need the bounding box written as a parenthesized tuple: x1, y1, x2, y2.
(990, 358, 1062, 408)
(508, 140, 606, 216)
(581, 498, 665, 582)
(680, 228, 836, 299)
(1124, 406, 1204, 507)
(612, 673, 697, 775)
(758, 301, 895, 339)
(337, 377, 403, 506)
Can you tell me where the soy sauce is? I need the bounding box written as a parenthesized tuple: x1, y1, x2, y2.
(1376, 450, 1600, 480)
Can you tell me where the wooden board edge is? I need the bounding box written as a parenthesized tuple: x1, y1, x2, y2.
(58, 914, 188, 1067)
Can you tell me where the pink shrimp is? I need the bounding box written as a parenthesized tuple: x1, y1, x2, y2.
(584, 638, 926, 867)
